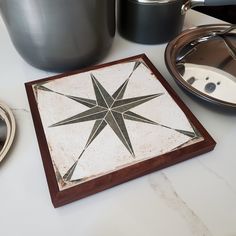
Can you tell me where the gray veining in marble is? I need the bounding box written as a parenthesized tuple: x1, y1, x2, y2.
(148, 172, 213, 236)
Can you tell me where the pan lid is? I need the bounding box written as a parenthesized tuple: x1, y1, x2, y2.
(165, 24, 236, 109)
(0, 102, 16, 163)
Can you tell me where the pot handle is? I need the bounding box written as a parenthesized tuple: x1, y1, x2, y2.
(182, 0, 236, 14)
(204, 0, 236, 6)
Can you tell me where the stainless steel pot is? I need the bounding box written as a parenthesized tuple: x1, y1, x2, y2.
(0, 0, 115, 72)
(117, 0, 236, 44)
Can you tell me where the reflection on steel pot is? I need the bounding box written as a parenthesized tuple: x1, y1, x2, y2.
(117, 0, 236, 44)
(0, 0, 115, 72)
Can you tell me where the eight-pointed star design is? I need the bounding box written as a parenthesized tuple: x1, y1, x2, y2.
(37, 62, 195, 181)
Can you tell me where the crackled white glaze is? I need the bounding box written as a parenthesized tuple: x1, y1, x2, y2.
(35, 60, 201, 188)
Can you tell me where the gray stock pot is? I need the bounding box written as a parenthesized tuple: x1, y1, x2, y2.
(0, 0, 116, 72)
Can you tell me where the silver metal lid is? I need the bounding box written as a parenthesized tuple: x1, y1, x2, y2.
(165, 24, 236, 109)
(0, 102, 16, 163)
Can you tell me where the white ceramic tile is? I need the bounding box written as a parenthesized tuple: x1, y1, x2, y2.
(34, 60, 201, 189)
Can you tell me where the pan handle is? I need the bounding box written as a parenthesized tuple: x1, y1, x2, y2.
(182, 0, 236, 14)
(204, 0, 236, 6)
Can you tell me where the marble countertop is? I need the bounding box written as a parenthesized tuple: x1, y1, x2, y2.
(0, 10, 236, 236)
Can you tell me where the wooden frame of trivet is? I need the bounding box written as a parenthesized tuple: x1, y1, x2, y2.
(25, 54, 216, 208)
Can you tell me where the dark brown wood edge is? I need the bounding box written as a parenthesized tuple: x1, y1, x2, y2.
(25, 54, 216, 208)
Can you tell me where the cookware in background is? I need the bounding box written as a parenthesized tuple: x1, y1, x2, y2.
(0, 102, 16, 163)
(0, 0, 115, 72)
(165, 24, 236, 109)
(117, 0, 236, 44)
